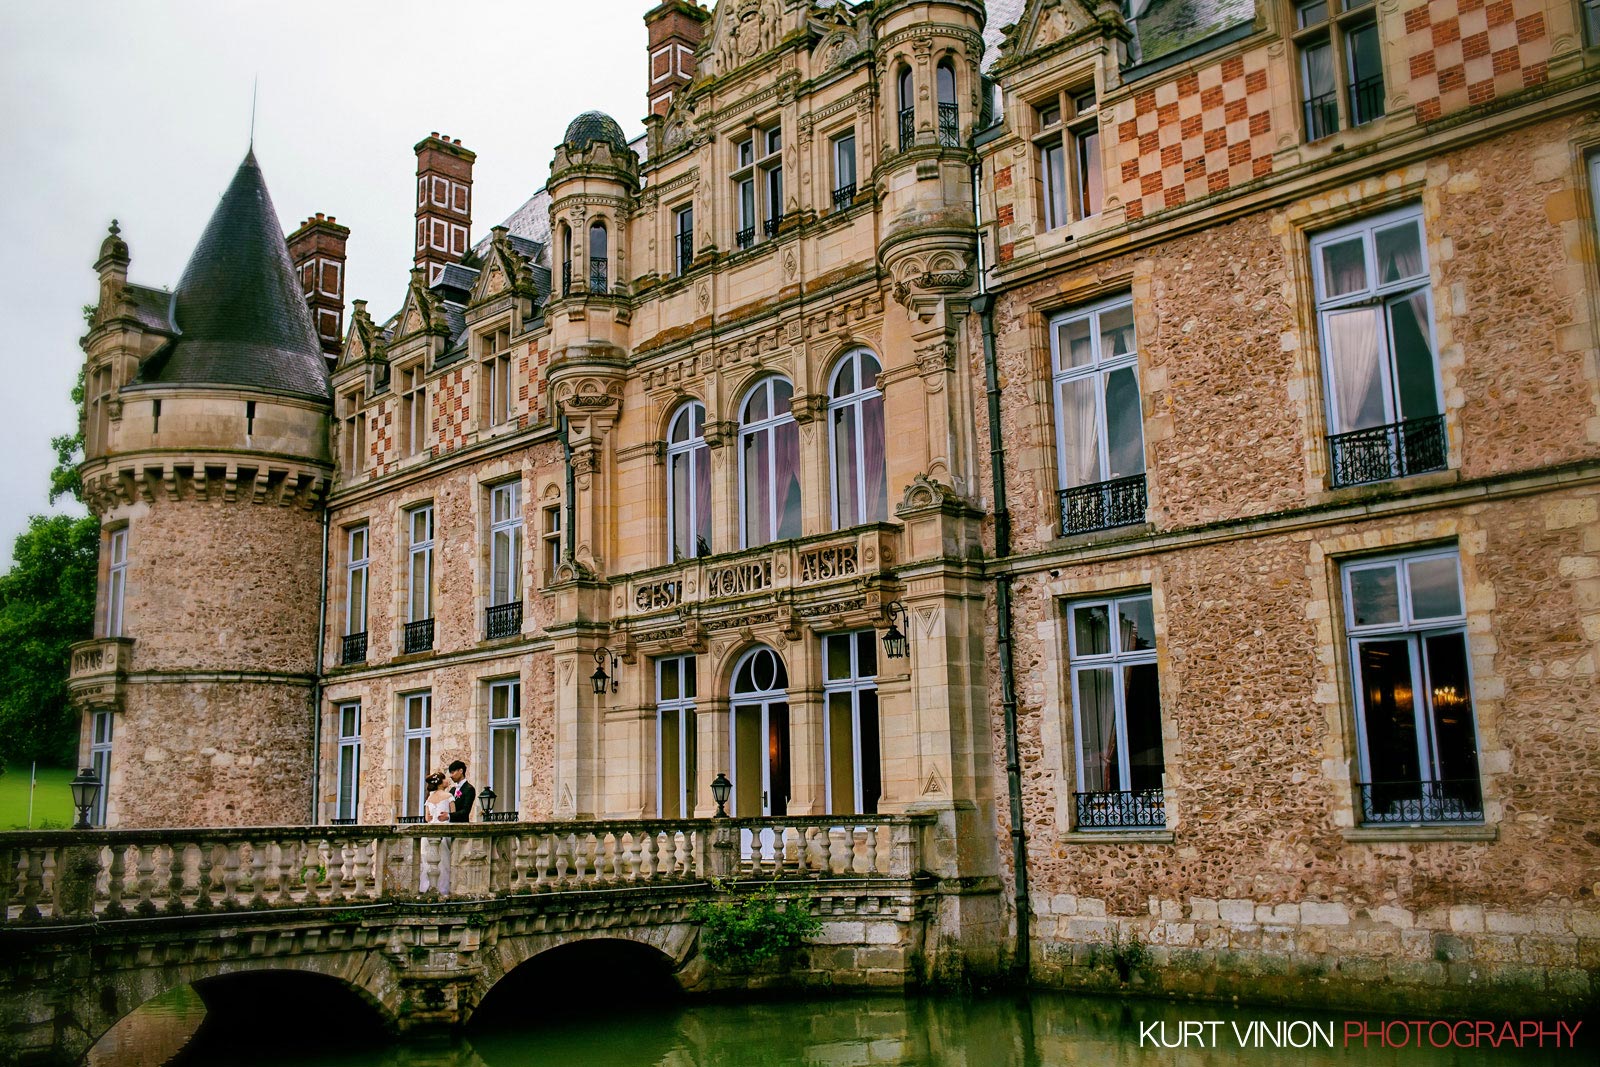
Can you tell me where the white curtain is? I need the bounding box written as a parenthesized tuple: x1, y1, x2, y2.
(1325, 308, 1383, 432)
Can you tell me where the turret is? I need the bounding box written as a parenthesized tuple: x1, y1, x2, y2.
(69, 150, 333, 828)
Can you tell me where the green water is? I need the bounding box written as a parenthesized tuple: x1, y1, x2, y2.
(94, 985, 1590, 1067)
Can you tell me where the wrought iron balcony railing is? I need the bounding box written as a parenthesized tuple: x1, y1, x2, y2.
(481, 811, 520, 823)
(561, 261, 571, 298)
(1059, 474, 1147, 536)
(763, 215, 782, 238)
(675, 232, 694, 276)
(341, 631, 367, 666)
(832, 182, 856, 210)
(330, 818, 358, 826)
(397, 815, 427, 825)
(898, 107, 915, 151)
(402, 618, 434, 655)
(736, 226, 755, 250)
(1357, 779, 1483, 825)
(1304, 90, 1339, 141)
(485, 600, 523, 640)
(589, 257, 609, 295)
(937, 102, 960, 147)
(1348, 75, 1384, 127)
(1327, 415, 1447, 488)
(1074, 788, 1166, 830)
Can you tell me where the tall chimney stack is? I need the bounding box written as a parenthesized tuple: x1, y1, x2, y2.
(644, 2, 711, 117)
(286, 213, 351, 358)
(414, 133, 475, 285)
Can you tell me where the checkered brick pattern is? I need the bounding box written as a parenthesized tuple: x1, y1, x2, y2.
(1110, 48, 1277, 221)
(1403, 0, 1549, 123)
(370, 404, 395, 473)
(521, 336, 553, 425)
(433, 369, 472, 454)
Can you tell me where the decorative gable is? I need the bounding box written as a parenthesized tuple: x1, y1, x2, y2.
(995, 0, 1119, 69)
(395, 268, 452, 341)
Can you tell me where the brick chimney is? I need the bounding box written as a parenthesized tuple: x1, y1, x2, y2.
(644, 1, 711, 117)
(286, 213, 351, 357)
(414, 133, 475, 285)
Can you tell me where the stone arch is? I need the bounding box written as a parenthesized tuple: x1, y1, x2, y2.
(465, 926, 698, 1023)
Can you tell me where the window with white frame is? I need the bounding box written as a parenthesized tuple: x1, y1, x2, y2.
(489, 482, 522, 606)
(334, 702, 361, 824)
(400, 363, 427, 457)
(480, 326, 512, 428)
(90, 710, 113, 826)
(832, 130, 857, 209)
(655, 655, 698, 819)
(488, 678, 521, 818)
(345, 526, 368, 636)
(822, 631, 881, 816)
(1050, 295, 1146, 535)
(828, 349, 887, 529)
(1311, 204, 1444, 487)
(732, 123, 783, 248)
(667, 401, 711, 560)
(105, 528, 128, 637)
(542, 503, 562, 583)
(341, 389, 365, 473)
(401, 691, 432, 819)
(739, 376, 802, 547)
(1343, 548, 1482, 824)
(1293, 0, 1384, 141)
(1065, 593, 1165, 829)
(1036, 87, 1100, 230)
(407, 506, 434, 623)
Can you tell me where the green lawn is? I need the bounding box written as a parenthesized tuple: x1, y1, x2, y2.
(0, 765, 75, 829)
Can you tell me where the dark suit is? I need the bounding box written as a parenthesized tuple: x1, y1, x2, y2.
(449, 780, 476, 823)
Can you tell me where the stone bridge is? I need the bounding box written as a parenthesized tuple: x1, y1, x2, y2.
(0, 813, 993, 1065)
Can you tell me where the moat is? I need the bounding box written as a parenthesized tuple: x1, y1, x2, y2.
(93, 985, 1590, 1067)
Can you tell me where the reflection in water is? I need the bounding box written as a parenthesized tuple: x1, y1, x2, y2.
(96, 986, 1588, 1067)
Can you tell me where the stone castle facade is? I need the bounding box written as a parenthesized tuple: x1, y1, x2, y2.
(69, 0, 1600, 1011)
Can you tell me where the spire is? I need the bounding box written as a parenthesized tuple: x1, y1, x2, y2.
(131, 151, 329, 401)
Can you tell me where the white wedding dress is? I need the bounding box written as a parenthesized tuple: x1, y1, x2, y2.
(420, 792, 453, 894)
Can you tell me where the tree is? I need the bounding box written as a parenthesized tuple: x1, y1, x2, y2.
(0, 514, 97, 766)
(48, 367, 85, 505)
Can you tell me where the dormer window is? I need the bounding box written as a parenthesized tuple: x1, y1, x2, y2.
(399, 363, 426, 457)
(1036, 87, 1101, 231)
(480, 326, 512, 428)
(1294, 0, 1384, 141)
(340, 389, 365, 473)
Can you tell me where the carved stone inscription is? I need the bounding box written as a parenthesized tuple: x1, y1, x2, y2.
(635, 580, 682, 611)
(798, 544, 858, 583)
(705, 559, 772, 598)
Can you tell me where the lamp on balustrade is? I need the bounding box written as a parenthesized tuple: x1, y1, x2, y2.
(479, 785, 497, 820)
(881, 601, 910, 660)
(70, 767, 102, 830)
(710, 773, 732, 818)
(591, 646, 619, 695)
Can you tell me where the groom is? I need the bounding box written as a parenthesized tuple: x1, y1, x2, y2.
(447, 760, 476, 823)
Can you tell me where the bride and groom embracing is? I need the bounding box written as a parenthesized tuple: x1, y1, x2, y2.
(423, 760, 476, 824)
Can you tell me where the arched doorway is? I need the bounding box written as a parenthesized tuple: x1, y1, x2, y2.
(729, 645, 790, 818)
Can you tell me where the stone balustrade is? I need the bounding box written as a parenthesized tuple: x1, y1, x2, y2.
(0, 815, 933, 924)
(66, 636, 135, 711)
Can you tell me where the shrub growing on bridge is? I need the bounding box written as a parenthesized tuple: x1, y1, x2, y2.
(691, 880, 821, 971)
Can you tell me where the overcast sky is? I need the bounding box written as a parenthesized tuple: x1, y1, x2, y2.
(0, 1, 648, 566)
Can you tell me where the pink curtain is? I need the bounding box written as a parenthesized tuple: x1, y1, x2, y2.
(693, 441, 711, 553)
(775, 418, 801, 540)
(862, 393, 886, 521)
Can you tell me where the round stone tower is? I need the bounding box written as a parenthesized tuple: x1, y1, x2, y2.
(72, 151, 333, 828)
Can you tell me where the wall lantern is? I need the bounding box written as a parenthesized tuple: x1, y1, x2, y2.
(70, 767, 102, 830)
(881, 601, 910, 660)
(710, 772, 732, 818)
(591, 646, 620, 695)
(479, 785, 497, 820)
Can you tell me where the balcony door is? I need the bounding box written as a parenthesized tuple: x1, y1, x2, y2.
(728, 646, 790, 836)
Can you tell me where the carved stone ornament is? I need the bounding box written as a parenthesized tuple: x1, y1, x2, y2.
(898, 472, 961, 513)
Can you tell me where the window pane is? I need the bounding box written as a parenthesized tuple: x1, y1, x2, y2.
(1387, 291, 1439, 420)
(1424, 633, 1478, 783)
(338, 746, 359, 821)
(410, 552, 429, 619)
(1076, 126, 1102, 218)
(1374, 221, 1423, 284)
(833, 357, 856, 397)
(694, 443, 712, 552)
(684, 657, 697, 698)
(1042, 141, 1067, 230)
(660, 708, 682, 818)
(1346, 21, 1383, 125)
(861, 394, 887, 523)
(1296, 0, 1328, 27)
(670, 450, 691, 560)
(1357, 638, 1419, 784)
(660, 658, 680, 701)
(1123, 662, 1165, 792)
(492, 726, 519, 811)
(1116, 597, 1155, 653)
(856, 630, 877, 678)
(827, 690, 856, 814)
(1320, 236, 1367, 298)
(1349, 564, 1401, 626)
(1073, 603, 1111, 656)
(1407, 556, 1462, 620)
(858, 689, 881, 815)
(1075, 668, 1119, 792)
(1057, 315, 1093, 370)
(825, 634, 852, 680)
(743, 429, 771, 545)
(349, 570, 367, 631)
(774, 419, 801, 540)
(833, 403, 860, 528)
(1103, 366, 1145, 480)
(1324, 307, 1386, 432)
(1057, 376, 1101, 488)
(1099, 304, 1135, 359)
(1302, 37, 1335, 98)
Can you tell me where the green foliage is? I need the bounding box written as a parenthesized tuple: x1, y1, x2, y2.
(0, 515, 98, 766)
(81, 305, 97, 327)
(691, 880, 821, 971)
(48, 368, 85, 506)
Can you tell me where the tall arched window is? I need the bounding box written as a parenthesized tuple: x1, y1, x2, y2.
(936, 60, 959, 146)
(588, 220, 608, 294)
(828, 348, 887, 529)
(729, 645, 790, 818)
(560, 223, 572, 297)
(666, 400, 711, 560)
(897, 66, 915, 150)
(739, 377, 801, 547)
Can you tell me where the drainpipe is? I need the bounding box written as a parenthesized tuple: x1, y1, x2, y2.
(971, 158, 1029, 980)
(559, 413, 576, 563)
(310, 504, 330, 825)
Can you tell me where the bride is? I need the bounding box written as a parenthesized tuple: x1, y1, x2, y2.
(420, 771, 453, 894)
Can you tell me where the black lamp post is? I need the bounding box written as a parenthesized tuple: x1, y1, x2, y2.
(591, 646, 619, 695)
(479, 785, 497, 821)
(881, 601, 910, 660)
(70, 767, 102, 830)
(710, 773, 732, 818)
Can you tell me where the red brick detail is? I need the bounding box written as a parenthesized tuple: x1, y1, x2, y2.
(1522, 61, 1548, 88)
(1164, 185, 1186, 208)
(1139, 131, 1160, 155)
(1125, 199, 1144, 221)
(1207, 170, 1231, 192)
(994, 166, 1012, 190)
(1228, 140, 1251, 165)
(1403, 5, 1431, 33)
(1177, 72, 1201, 97)
(1180, 114, 1204, 139)
(1416, 97, 1443, 122)
(1438, 64, 1467, 92)
(1134, 90, 1158, 114)
(1515, 12, 1545, 42)
(1461, 32, 1491, 60)
(1432, 17, 1460, 46)
(1459, 0, 1483, 11)
(1411, 51, 1437, 78)
(1485, 1, 1514, 28)
(1491, 46, 1520, 76)
(1141, 171, 1165, 195)
(1248, 111, 1270, 136)
(1245, 69, 1267, 94)
(1121, 159, 1142, 182)
(1252, 155, 1273, 178)
(996, 203, 1014, 226)
(1467, 79, 1496, 105)
(1160, 142, 1183, 166)
(1184, 155, 1206, 179)
(1157, 103, 1180, 127)
(1221, 56, 1244, 80)
(1203, 127, 1228, 152)
(1119, 119, 1140, 143)
(1224, 98, 1248, 124)
(997, 242, 1015, 264)
(1201, 85, 1225, 110)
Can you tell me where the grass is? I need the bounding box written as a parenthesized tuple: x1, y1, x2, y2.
(0, 765, 75, 829)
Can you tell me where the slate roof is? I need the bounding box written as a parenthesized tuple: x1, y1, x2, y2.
(122, 284, 175, 334)
(982, 0, 1027, 71)
(563, 111, 629, 151)
(130, 151, 330, 402)
(1128, 0, 1256, 67)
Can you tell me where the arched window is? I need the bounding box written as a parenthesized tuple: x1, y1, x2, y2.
(936, 60, 959, 146)
(560, 223, 573, 298)
(588, 220, 608, 294)
(897, 66, 915, 150)
(828, 348, 887, 529)
(739, 377, 801, 547)
(730, 645, 790, 818)
(666, 401, 711, 560)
